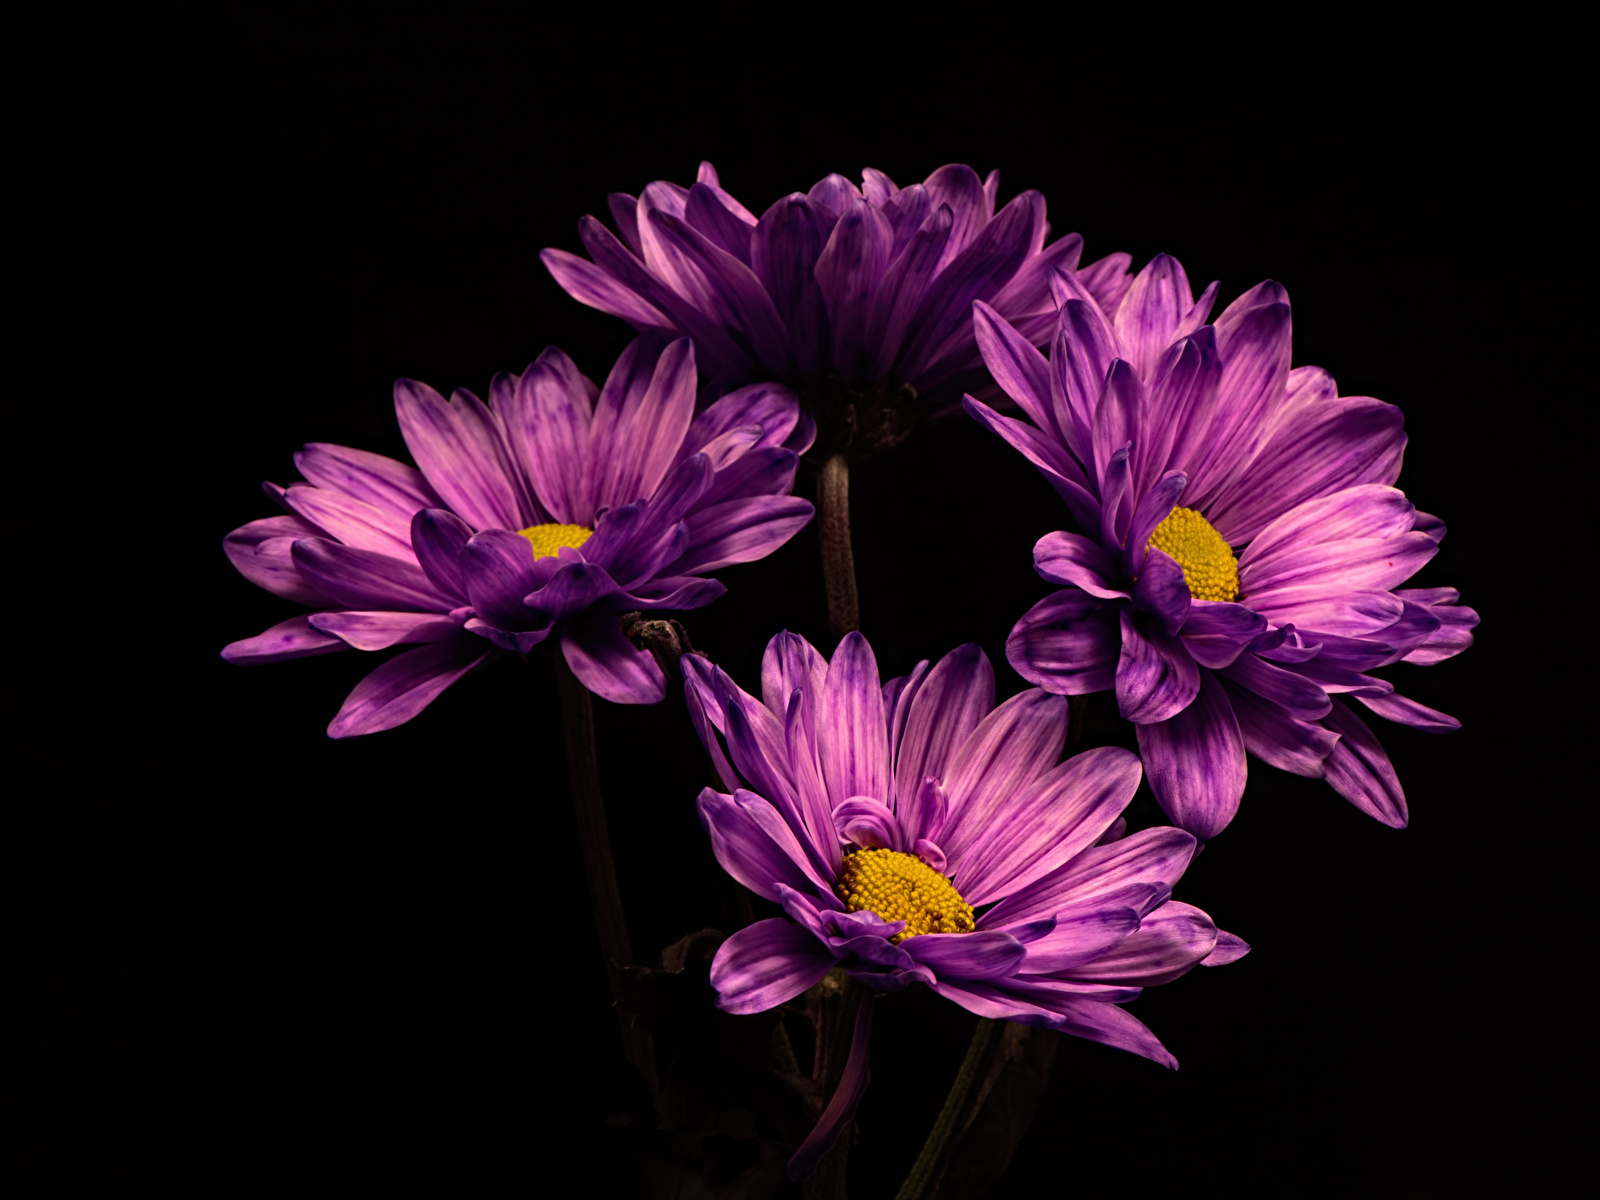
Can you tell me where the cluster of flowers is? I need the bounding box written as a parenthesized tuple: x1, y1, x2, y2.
(223, 161, 1474, 1178)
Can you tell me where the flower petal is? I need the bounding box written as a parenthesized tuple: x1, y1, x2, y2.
(1018, 908, 1142, 974)
(818, 633, 890, 807)
(1321, 698, 1407, 826)
(561, 615, 665, 705)
(903, 930, 1026, 981)
(1222, 680, 1340, 778)
(787, 993, 874, 1182)
(1006, 589, 1121, 696)
(668, 495, 814, 576)
(1033, 531, 1127, 599)
(308, 611, 462, 651)
(697, 787, 835, 902)
(393, 379, 524, 532)
(1137, 670, 1246, 840)
(1066, 900, 1218, 986)
(291, 538, 452, 613)
(834, 796, 904, 850)
(1130, 549, 1191, 637)
(503, 346, 594, 526)
(983, 826, 1198, 929)
(327, 639, 492, 738)
(223, 516, 335, 607)
(222, 615, 348, 665)
(710, 919, 836, 1016)
(953, 745, 1143, 906)
(893, 643, 995, 817)
(1117, 610, 1201, 724)
(293, 442, 443, 518)
(939, 689, 1069, 867)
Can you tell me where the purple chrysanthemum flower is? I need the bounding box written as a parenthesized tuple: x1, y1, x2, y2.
(684, 631, 1245, 1178)
(222, 335, 815, 735)
(542, 161, 1130, 454)
(964, 255, 1478, 839)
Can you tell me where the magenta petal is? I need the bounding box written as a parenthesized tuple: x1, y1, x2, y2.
(983, 826, 1196, 930)
(787, 995, 874, 1182)
(393, 379, 526, 532)
(283, 484, 414, 559)
(1112, 253, 1193, 381)
(223, 516, 335, 607)
(222, 615, 348, 665)
(954, 746, 1143, 906)
(1356, 690, 1461, 732)
(696, 787, 835, 902)
(504, 347, 595, 526)
(818, 633, 890, 807)
(1067, 899, 1218, 986)
(1130, 549, 1191, 637)
(1137, 670, 1246, 840)
(669, 495, 814, 575)
(309, 611, 461, 651)
(1223, 680, 1339, 778)
(710, 919, 835, 1016)
(1122, 470, 1188, 580)
(939, 690, 1070, 866)
(294, 442, 443, 518)
(903, 930, 1026, 981)
(409, 509, 473, 601)
(1117, 610, 1201, 724)
(327, 639, 492, 738)
(1321, 699, 1408, 827)
(1033, 531, 1128, 599)
(834, 796, 904, 850)
(1203, 930, 1251, 966)
(1219, 652, 1333, 721)
(560, 616, 665, 705)
(1019, 908, 1142, 974)
(291, 538, 452, 613)
(1051, 997, 1177, 1068)
(1007, 589, 1121, 696)
(893, 643, 995, 816)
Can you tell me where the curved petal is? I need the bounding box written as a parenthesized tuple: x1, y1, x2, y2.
(1203, 930, 1251, 966)
(1117, 610, 1201, 724)
(561, 615, 666, 704)
(818, 633, 890, 807)
(1019, 908, 1142, 974)
(787, 994, 874, 1182)
(1033, 531, 1127, 599)
(223, 516, 337, 607)
(893, 643, 994, 816)
(282, 484, 413, 558)
(696, 787, 836, 903)
(953, 746, 1143, 906)
(1222, 679, 1340, 778)
(1356, 690, 1461, 732)
(293, 442, 443, 518)
(1137, 670, 1246, 841)
(503, 347, 594, 525)
(1066, 900, 1218, 986)
(939, 690, 1069, 866)
(525, 560, 624, 624)
(668, 495, 814, 576)
(1321, 699, 1407, 827)
(393, 379, 524, 532)
(308, 610, 462, 651)
(903, 930, 1026, 981)
(1006, 589, 1121, 696)
(222, 615, 348, 665)
(710, 919, 836, 1016)
(1129, 548, 1191, 637)
(983, 826, 1197, 930)
(291, 538, 452, 613)
(409, 508, 473, 601)
(327, 639, 492, 738)
(833, 796, 904, 851)
(1219, 652, 1333, 721)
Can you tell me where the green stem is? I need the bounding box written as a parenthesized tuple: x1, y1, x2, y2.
(554, 649, 657, 1096)
(894, 1017, 1005, 1200)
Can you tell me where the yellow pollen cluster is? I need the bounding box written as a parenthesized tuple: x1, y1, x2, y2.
(834, 848, 975, 942)
(1145, 507, 1239, 601)
(517, 522, 593, 559)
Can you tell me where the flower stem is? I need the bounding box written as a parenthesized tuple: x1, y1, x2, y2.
(804, 974, 865, 1199)
(817, 452, 860, 641)
(553, 648, 657, 1095)
(894, 1017, 1005, 1200)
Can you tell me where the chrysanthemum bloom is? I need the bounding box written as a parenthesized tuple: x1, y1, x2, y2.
(685, 631, 1245, 1178)
(222, 335, 815, 735)
(964, 255, 1478, 839)
(542, 161, 1130, 454)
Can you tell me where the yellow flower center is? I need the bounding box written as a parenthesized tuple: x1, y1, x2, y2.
(517, 522, 593, 559)
(1145, 507, 1239, 601)
(834, 848, 975, 943)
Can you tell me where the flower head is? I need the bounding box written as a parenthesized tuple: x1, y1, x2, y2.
(966, 255, 1478, 838)
(542, 161, 1129, 456)
(223, 335, 815, 734)
(686, 631, 1244, 1177)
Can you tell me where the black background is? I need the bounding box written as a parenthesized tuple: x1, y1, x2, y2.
(18, 10, 1582, 1196)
